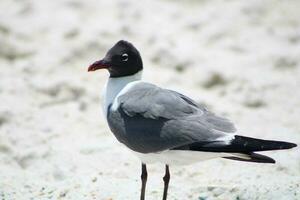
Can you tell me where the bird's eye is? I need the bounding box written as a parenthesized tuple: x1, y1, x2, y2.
(121, 53, 128, 62)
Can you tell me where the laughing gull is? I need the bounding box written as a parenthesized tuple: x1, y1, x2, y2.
(88, 40, 297, 200)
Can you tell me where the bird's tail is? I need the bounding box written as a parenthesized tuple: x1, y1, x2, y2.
(180, 135, 297, 164)
(222, 135, 297, 164)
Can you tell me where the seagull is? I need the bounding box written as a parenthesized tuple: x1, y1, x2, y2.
(88, 40, 297, 200)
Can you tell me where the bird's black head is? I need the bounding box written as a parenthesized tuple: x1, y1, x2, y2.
(88, 40, 143, 77)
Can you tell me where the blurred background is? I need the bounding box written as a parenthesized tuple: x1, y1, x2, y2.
(0, 0, 299, 199)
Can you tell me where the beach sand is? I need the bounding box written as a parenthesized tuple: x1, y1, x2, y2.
(0, 0, 299, 199)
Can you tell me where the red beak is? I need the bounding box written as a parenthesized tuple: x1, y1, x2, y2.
(88, 59, 110, 72)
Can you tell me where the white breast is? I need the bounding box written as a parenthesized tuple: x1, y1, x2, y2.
(102, 70, 143, 118)
(110, 80, 143, 111)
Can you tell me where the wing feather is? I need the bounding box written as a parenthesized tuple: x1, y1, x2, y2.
(108, 82, 236, 153)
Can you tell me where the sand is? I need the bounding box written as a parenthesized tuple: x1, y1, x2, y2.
(0, 0, 299, 199)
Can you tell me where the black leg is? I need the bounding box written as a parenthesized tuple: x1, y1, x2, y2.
(162, 165, 170, 200)
(140, 163, 147, 200)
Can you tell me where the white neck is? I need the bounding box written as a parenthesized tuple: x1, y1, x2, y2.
(102, 70, 143, 116)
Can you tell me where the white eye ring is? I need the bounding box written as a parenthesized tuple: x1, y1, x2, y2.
(121, 53, 128, 61)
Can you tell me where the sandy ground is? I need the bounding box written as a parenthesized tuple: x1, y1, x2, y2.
(0, 0, 300, 199)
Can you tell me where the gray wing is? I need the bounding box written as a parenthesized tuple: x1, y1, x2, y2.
(168, 90, 236, 133)
(107, 82, 236, 153)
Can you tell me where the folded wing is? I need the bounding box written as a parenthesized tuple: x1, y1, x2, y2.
(107, 82, 236, 153)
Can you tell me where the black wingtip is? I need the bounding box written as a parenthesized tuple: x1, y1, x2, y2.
(289, 143, 297, 148)
(277, 141, 297, 150)
(251, 152, 276, 164)
(231, 136, 298, 152)
(224, 152, 276, 164)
